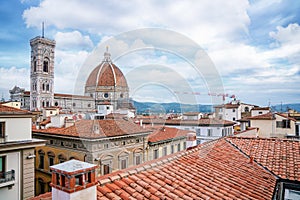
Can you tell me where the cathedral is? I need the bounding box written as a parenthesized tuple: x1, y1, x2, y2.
(10, 35, 133, 112)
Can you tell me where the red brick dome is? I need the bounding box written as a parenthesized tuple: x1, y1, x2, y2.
(85, 51, 128, 88)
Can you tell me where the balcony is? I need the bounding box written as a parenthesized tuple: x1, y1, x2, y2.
(0, 170, 15, 187)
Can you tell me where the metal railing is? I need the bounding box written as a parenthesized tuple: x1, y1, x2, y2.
(0, 170, 15, 183)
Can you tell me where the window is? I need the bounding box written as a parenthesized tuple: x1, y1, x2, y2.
(276, 120, 291, 128)
(58, 154, 66, 163)
(73, 143, 77, 148)
(88, 104, 91, 108)
(134, 154, 141, 165)
(33, 59, 37, 72)
(153, 149, 159, 159)
(46, 84, 50, 91)
(196, 129, 201, 136)
(233, 117, 236, 121)
(103, 164, 111, 175)
(106, 106, 110, 110)
(163, 147, 167, 156)
(232, 109, 235, 112)
(183, 142, 186, 149)
(208, 129, 213, 137)
(46, 101, 50, 107)
(48, 151, 55, 167)
(38, 150, 45, 169)
(54, 102, 58, 106)
(0, 156, 5, 177)
(0, 122, 5, 138)
(49, 140, 53, 145)
(259, 111, 263, 114)
(119, 153, 129, 169)
(100, 156, 113, 175)
(120, 159, 127, 169)
(171, 145, 174, 154)
(245, 107, 249, 112)
(104, 143, 109, 149)
(43, 59, 49, 72)
(72, 103, 76, 107)
(177, 143, 181, 151)
(61, 141, 64, 146)
(49, 157, 54, 167)
(38, 178, 45, 195)
(42, 83, 45, 91)
(104, 93, 109, 98)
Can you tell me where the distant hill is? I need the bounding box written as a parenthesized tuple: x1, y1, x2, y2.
(271, 103, 300, 112)
(132, 100, 213, 114)
(133, 101, 300, 114)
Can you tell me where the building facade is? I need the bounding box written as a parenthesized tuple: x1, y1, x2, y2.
(32, 119, 151, 195)
(0, 105, 45, 200)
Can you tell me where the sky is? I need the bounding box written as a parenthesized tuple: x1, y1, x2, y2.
(0, 0, 299, 106)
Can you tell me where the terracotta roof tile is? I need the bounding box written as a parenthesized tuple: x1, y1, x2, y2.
(148, 126, 190, 143)
(227, 137, 300, 181)
(0, 104, 30, 114)
(33, 119, 151, 139)
(97, 138, 277, 199)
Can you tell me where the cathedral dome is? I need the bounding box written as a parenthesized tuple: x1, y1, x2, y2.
(85, 51, 128, 88)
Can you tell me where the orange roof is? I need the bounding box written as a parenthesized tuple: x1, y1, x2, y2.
(227, 137, 300, 181)
(247, 112, 296, 121)
(0, 104, 30, 114)
(148, 127, 190, 143)
(96, 138, 277, 199)
(85, 62, 128, 88)
(30, 137, 300, 200)
(33, 119, 151, 139)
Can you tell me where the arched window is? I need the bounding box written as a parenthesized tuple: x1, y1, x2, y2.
(118, 151, 129, 169)
(47, 151, 55, 167)
(38, 150, 45, 169)
(245, 106, 249, 112)
(58, 154, 67, 163)
(43, 58, 49, 73)
(133, 148, 143, 165)
(33, 57, 37, 72)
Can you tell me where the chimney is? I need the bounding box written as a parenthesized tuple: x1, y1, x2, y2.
(186, 132, 197, 149)
(50, 160, 98, 200)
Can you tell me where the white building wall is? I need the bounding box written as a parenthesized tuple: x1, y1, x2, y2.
(52, 185, 96, 200)
(0, 151, 20, 200)
(251, 110, 269, 117)
(1, 118, 31, 141)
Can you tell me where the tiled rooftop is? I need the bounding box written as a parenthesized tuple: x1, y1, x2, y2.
(148, 126, 191, 143)
(30, 137, 300, 200)
(33, 119, 151, 139)
(96, 138, 277, 199)
(247, 112, 296, 121)
(0, 104, 30, 114)
(227, 137, 300, 181)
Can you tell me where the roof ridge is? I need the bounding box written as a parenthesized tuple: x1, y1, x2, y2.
(228, 136, 300, 143)
(98, 139, 219, 186)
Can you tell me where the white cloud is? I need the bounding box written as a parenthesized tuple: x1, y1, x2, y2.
(20, 1, 300, 105)
(54, 50, 90, 94)
(54, 31, 93, 51)
(0, 67, 30, 99)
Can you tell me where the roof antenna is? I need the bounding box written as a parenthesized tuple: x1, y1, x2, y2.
(42, 22, 45, 38)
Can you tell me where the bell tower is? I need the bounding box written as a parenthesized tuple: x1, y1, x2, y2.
(29, 35, 55, 111)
